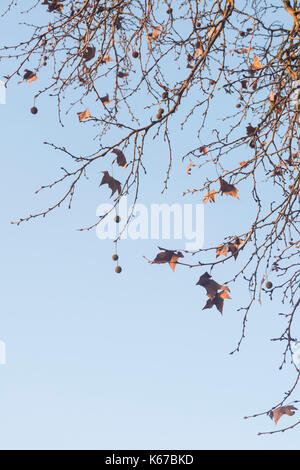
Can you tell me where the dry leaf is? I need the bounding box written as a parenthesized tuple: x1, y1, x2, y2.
(252, 56, 263, 70)
(185, 161, 195, 175)
(117, 71, 129, 78)
(203, 190, 217, 203)
(100, 94, 110, 105)
(23, 70, 37, 83)
(152, 249, 184, 271)
(83, 46, 96, 61)
(103, 55, 113, 63)
(271, 406, 297, 425)
(199, 145, 208, 154)
(216, 238, 242, 260)
(99, 171, 121, 197)
(77, 109, 91, 121)
(219, 178, 239, 199)
(246, 124, 257, 136)
(112, 149, 127, 168)
(197, 272, 231, 314)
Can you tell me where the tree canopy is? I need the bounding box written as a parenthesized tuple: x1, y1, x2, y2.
(2, 0, 300, 434)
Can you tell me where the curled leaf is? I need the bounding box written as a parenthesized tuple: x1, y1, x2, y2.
(83, 46, 96, 61)
(152, 249, 184, 271)
(112, 149, 127, 168)
(203, 190, 217, 203)
(272, 406, 297, 425)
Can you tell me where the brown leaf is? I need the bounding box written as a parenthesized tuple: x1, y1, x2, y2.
(77, 109, 91, 121)
(99, 171, 121, 197)
(216, 238, 242, 259)
(100, 94, 110, 105)
(23, 70, 37, 83)
(196, 272, 230, 300)
(272, 406, 297, 425)
(203, 190, 217, 203)
(185, 161, 195, 175)
(219, 178, 239, 199)
(83, 46, 96, 61)
(152, 249, 184, 271)
(112, 149, 127, 168)
(199, 145, 208, 154)
(246, 124, 257, 136)
(117, 71, 129, 78)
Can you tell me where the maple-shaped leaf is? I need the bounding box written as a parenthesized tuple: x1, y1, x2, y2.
(23, 70, 37, 83)
(77, 109, 91, 121)
(83, 46, 96, 61)
(203, 293, 225, 314)
(100, 94, 110, 105)
(99, 171, 121, 197)
(219, 178, 239, 199)
(152, 249, 184, 271)
(203, 190, 217, 203)
(196, 272, 230, 299)
(196, 272, 231, 314)
(185, 161, 195, 175)
(112, 149, 127, 168)
(216, 238, 242, 259)
(272, 406, 297, 425)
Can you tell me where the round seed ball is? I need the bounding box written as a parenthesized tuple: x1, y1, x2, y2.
(115, 266, 122, 274)
(30, 107, 38, 114)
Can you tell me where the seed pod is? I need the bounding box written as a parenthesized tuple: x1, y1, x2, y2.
(115, 266, 122, 274)
(30, 106, 38, 114)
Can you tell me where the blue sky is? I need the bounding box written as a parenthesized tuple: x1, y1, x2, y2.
(0, 2, 299, 450)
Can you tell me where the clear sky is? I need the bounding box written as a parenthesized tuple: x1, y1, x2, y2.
(0, 2, 299, 450)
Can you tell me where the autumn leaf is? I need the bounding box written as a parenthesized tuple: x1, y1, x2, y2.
(103, 55, 113, 63)
(216, 238, 243, 259)
(199, 145, 208, 154)
(83, 46, 96, 61)
(23, 70, 37, 83)
(185, 161, 195, 175)
(152, 249, 184, 271)
(252, 56, 263, 70)
(117, 71, 129, 78)
(203, 190, 217, 203)
(271, 405, 297, 425)
(197, 272, 231, 314)
(99, 171, 121, 197)
(100, 94, 110, 105)
(112, 149, 127, 168)
(246, 124, 257, 136)
(77, 109, 91, 121)
(219, 178, 239, 199)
